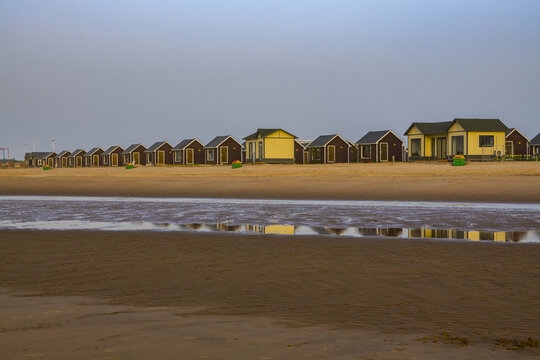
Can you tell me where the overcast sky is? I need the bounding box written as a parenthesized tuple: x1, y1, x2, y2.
(1, 0, 539, 158)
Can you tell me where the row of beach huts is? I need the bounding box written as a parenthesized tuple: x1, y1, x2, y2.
(24, 118, 540, 168)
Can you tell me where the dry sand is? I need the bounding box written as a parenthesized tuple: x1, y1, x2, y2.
(1, 230, 539, 359)
(1, 162, 540, 202)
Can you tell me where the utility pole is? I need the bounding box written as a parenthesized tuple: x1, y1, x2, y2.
(33, 138, 36, 152)
(52, 138, 55, 153)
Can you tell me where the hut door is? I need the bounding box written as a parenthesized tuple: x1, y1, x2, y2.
(48, 158, 54, 167)
(158, 151, 165, 164)
(436, 138, 447, 159)
(112, 154, 118, 166)
(93, 155, 99, 167)
(505, 141, 513, 156)
(220, 146, 228, 164)
(327, 146, 335, 163)
(380, 143, 388, 161)
(186, 149, 194, 164)
(76, 157, 82, 167)
(133, 152, 140, 165)
(62, 158, 67, 167)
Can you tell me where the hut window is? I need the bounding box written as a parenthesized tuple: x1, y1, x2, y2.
(361, 145, 371, 159)
(311, 148, 321, 161)
(175, 151, 182, 162)
(103, 156, 108, 165)
(207, 149, 215, 161)
(85, 157, 89, 165)
(479, 135, 494, 147)
(410, 139, 421, 156)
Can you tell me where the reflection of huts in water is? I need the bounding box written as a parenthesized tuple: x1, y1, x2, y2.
(505, 231, 528, 242)
(185, 223, 203, 231)
(217, 223, 242, 232)
(358, 228, 379, 237)
(325, 227, 347, 235)
(68, 149, 86, 167)
(54, 150, 71, 168)
(378, 228, 403, 237)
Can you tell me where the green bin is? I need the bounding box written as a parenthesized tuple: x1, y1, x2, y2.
(453, 157, 465, 166)
(232, 163, 242, 169)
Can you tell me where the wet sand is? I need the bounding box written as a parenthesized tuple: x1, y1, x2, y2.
(1, 230, 539, 358)
(1, 162, 540, 202)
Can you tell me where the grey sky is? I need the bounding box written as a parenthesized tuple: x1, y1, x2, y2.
(1, 0, 539, 159)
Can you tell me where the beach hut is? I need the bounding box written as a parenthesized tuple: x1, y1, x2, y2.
(102, 146, 124, 167)
(529, 133, 540, 156)
(54, 150, 71, 168)
(204, 136, 242, 165)
(24, 152, 56, 168)
(243, 128, 297, 164)
(145, 141, 173, 165)
(68, 149, 86, 167)
(505, 128, 529, 156)
(172, 139, 205, 165)
(241, 142, 246, 163)
(293, 140, 310, 164)
(121, 144, 146, 166)
(84, 147, 104, 167)
(404, 118, 509, 160)
(307, 135, 350, 163)
(356, 130, 405, 162)
(348, 141, 359, 163)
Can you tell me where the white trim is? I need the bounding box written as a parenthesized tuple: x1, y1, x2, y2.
(92, 155, 100, 167)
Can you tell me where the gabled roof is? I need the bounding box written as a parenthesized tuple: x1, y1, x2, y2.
(173, 138, 201, 150)
(84, 147, 103, 157)
(204, 135, 240, 148)
(145, 141, 171, 152)
(404, 121, 453, 135)
(453, 118, 508, 132)
(54, 150, 71, 159)
(295, 140, 311, 148)
(68, 149, 86, 158)
(27, 152, 54, 159)
(243, 128, 297, 140)
(103, 146, 123, 155)
(530, 133, 540, 145)
(122, 144, 145, 154)
(308, 134, 347, 148)
(356, 130, 394, 144)
(347, 141, 358, 148)
(505, 128, 530, 141)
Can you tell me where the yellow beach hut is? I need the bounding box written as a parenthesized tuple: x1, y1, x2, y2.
(243, 128, 297, 164)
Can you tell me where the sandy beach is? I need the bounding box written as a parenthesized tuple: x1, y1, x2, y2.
(1, 229, 539, 359)
(1, 162, 540, 202)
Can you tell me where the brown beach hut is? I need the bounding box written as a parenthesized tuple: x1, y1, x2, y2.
(529, 133, 540, 156)
(84, 147, 104, 167)
(121, 144, 146, 166)
(172, 139, 205, 165)
(307, 135, 350, 163)
(204, 136, 242, 165)
(145, 141, 173, 165)
(348, 141, 359, 163)
(54, 150, 71, 168)
(294, 140, 310, 164)
(505, 128, 529, 156)
(68, 149, 86, 167)
(356, 130, 405, 162)
(102, 146, 124, 167)
(25, 152, 56, 168)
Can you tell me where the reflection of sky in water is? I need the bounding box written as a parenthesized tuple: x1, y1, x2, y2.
(0, 196, 539, 242)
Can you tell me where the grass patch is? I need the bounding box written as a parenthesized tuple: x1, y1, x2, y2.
(494, 337, 539, 350)
(416, 332, 470, 346)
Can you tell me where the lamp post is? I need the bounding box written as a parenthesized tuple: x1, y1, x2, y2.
(52, 138, 55, 153)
